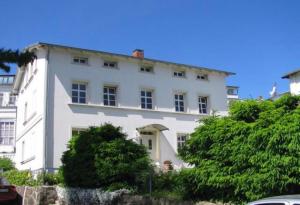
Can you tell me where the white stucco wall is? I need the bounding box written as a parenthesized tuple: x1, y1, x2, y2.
(15, 45, 231, 171)
(15, 49, 48, 170)
(289, 73, 300, 95)
(45, 47, 229, 170)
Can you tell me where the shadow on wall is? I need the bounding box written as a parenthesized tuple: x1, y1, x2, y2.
(159, 132, 186, 169)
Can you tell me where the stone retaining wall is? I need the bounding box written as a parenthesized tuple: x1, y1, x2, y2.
(15, 186, 229, 205)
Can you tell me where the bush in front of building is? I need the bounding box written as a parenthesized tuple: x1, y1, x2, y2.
(0, 157, 15, 172)
(60, 123, 152, 191)
(178, 94, 300, 203)
(2, 170, 38, 186)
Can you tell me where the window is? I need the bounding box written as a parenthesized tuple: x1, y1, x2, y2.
(199, 96, 208, 114)
(0, 122, 15, 145)
(0, 93, 3, 106)
(22, 141, 25, 161)
(140, 66, 154, 73)
(148, 139, 152, 150)
(173, 70, 185, 78)
(103, 86, 117, 106)
(227, 88, 238, 95)
(72, 128, 86, 137)
(73, 57, 88, 65)
(174, 93, 185, 112)
(196, 74, 208, 80)
(24, 102, 28, 121)
(103, 61, 118, 69)
(177, 134, 188, 150)
(8, 94, 16, 106)
(72, 83, 87, 104)
(141, 90, 153, 109)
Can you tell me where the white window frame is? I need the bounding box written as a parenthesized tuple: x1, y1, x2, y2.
(103, 86, 117, 106)
(177, 133, 189, 150)
(173, 70, 186, 78)
(174, 93, 185, 112)
(0, 121, 15, 146)
(71, 127, 87, 137)
(199, 96, 208, 114)
(140, 65, 154, 73)
(103, 61, 118, 69)
(72, 82, 88, 104)
(196, 73, 208, 81)
(140, 89, 153, 110)
(72, 56, 89, 65)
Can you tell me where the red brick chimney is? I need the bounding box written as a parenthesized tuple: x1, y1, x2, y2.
(132, 49, 144, 58)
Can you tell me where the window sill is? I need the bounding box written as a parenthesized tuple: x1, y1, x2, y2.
(21, 156, 35, 165)
(69, 103, 209, 117)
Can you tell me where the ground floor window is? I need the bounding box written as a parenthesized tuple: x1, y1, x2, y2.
(71, 128, 87, 137)
(177, 133, 188, 150)
(0, 121, 14, 145)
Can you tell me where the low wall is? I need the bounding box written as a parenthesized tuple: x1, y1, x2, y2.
(15, 186, 229, 205)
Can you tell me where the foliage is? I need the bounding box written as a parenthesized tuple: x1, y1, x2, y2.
(60, 123, 152, 190)
(0, 157, 15, 171)
(0, 48, 36, 72)
(179, 94, 300, 203)
(37, 171, 64, 186)
(2, 170, 38, 186)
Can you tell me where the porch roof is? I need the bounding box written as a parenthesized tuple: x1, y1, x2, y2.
(136, 124, 169, 132)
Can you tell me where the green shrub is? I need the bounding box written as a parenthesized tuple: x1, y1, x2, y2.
(2, 170, 38, 186)
(0, 157, 15, 171)
(60, 123, 152, 190)
(179, 95, 300, 203)
(37, 171, 63, 186)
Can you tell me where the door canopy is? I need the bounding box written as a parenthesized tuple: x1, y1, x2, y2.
(136, 124, 169, 132)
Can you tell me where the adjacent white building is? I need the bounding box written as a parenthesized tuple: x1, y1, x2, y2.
(282, 69, 300, 95)
(226, 85, 239, 105)
(0, 75, 16, 160)
(13, 42, 234, 172)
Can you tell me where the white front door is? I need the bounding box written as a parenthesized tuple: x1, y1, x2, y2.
(140, 132, 157, 161)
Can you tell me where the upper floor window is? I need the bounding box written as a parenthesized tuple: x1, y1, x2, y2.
(141, 90, 153, 109)
(0, 93, 3, 107)
(73, 57, 88, 65)
(0, 121, 15, 145)
(0, 76, 14, 85)
(8, 94, 16, 106)
(103, 86, 117, 106)
(199, 96, 208, 114)
(173, 70, 186, 78)
(140, 66, 154, 73)
(177, 133, 188, 150)
(227, 88, 238, 95)
(103, 61, 118, 69)
(196, 74, 208, 80)
(72, 83, 87, 104)
(174, 93, 185, 112)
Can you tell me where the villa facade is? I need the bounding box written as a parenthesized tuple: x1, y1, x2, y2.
(12, 43, 234, 172)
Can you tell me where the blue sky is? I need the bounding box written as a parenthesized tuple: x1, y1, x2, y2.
(1, 0, 299, 99)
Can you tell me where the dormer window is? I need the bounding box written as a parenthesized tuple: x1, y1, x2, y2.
(73, 57, 88, 65)
(173, 70, 185, 78)
(140, 66, 154, 73)
(196, 74, 208, 80)
(103, 61, 118, 69)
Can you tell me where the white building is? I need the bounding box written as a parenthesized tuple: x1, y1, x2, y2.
(0, 75, 16, 160)
(226, 85, 239, 105)
(13, 43, 234, 172)
(282, 69, 300, 95)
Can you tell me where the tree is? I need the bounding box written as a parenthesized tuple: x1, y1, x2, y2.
(0, 157, 15, 171)
(0, 48, 36, 72)
(60, 123, 152, 190)
(179, 94, 300, 203)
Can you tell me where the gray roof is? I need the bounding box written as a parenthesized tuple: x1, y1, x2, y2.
(26, 42, 235, 76)
(282, 69, 300, 79)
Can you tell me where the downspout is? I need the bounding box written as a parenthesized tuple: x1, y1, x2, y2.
(43, 47, 50, 172)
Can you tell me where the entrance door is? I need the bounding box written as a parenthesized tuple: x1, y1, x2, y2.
(140, 131, 157, 161)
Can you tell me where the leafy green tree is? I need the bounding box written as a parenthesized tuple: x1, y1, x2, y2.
(179, 94, 300, 203)
(0, 48, 36, 72)
(0, 157, 15, 171)
(60, 123, 152, 190)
